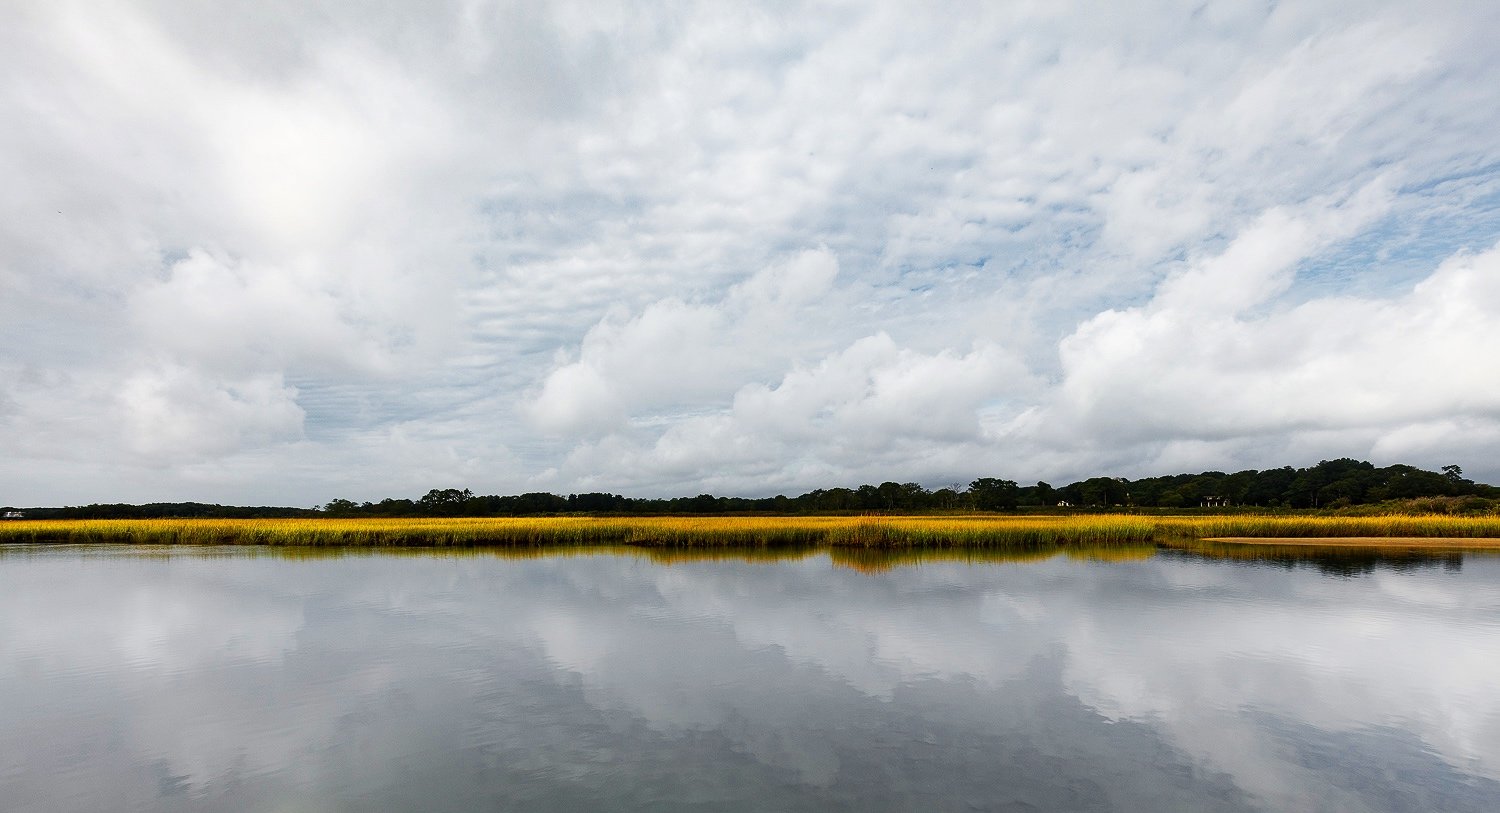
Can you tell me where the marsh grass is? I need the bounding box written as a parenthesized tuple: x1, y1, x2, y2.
(2, 513, 1497, 552)
(0, 515, 1158, 549)
(1159, 514, 1500, 540)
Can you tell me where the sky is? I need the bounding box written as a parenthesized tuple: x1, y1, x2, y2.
(3, 0, 1500, 506)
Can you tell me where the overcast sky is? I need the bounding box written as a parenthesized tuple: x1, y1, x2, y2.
(3, 0, 1500, 506)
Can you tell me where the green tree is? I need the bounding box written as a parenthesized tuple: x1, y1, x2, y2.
(1034, 481, 1057, 505)
(969, 478, 1020, 511)
(931, 488, 962, 510)
(419, 488, 474, 515)
(1074, 477, 1128, 507)
(323, 498, 359, 515)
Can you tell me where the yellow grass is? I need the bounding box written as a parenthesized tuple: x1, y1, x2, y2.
(1, 513, 1497, 551)
(1162, 514, 1500, 540)
(0, 515, 1154, 548)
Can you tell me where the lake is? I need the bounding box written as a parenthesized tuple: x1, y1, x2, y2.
(1, 544, 1497, 812)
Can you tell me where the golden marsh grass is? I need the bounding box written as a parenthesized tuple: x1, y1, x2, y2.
(0, 515, 1158, 549)
(2, 513, 1497, 551)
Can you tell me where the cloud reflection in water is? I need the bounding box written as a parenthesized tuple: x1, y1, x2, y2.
(0, 545, 1496, 812)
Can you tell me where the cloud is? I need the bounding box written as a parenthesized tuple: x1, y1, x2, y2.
(542, 332, 1034, 493)
(1049, 224, 1500, 448)
(4, 0, 1500, 501)
(524, 248, 843, 436)
(118, 366, 305, 462)
(130, 249, 395, 377)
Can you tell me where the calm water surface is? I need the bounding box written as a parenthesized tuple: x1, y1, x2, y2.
(2, 544, 1498, 812)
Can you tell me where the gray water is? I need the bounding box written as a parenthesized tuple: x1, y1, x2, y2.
(2, 545, 1498, 813)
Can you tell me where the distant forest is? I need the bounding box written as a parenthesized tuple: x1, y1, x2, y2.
(8, 459, 1498, 520)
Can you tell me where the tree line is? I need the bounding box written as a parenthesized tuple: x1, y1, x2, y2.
(9, 459, 1495, 520)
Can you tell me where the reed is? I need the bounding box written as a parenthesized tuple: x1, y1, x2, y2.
(1, 513, 1497, 551)
(1156, 514, 1500, 540)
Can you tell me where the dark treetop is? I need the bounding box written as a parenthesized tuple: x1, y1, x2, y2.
(8, 459, 1496, 519)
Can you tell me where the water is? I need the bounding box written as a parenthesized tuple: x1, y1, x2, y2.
(1, 544, 1498, 812)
